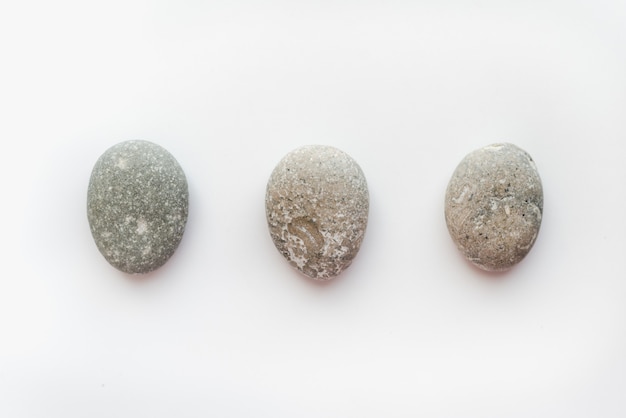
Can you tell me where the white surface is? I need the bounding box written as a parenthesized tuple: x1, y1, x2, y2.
(1, 1, 625, 417)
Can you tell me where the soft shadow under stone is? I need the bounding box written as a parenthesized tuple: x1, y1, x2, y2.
(87, 140, 189, 274)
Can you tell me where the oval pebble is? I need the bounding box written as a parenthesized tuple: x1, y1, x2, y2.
(87, 140, 189, 274)
(444, 143, 543, 271)
(265, 145, 369, 280)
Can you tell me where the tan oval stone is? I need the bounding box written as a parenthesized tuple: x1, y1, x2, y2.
(265, 145, 369, 280)
(445, 143, 543, 271)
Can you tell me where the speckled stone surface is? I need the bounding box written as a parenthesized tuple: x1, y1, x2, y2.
(445, 143, 543, 271)
(266, 145, 369, 280)
(87, 140, 189, 274)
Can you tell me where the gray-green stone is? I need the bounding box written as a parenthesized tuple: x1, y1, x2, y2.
(445, 143, 543, 271)
(87, 140, 189, 274)
(266, 145, 369, 280)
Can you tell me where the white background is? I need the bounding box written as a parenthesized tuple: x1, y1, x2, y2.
(1, 1, 625, 417)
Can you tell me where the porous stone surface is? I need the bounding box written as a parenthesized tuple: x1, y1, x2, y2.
(444, 143, 543, 271)
(87, 140, 188, 274)
(266, 145, 369, 280)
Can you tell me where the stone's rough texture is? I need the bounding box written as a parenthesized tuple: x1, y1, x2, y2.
(266, 145, 369, 280)
(445, 143, 543, 271)
(87, 140, 188, 274)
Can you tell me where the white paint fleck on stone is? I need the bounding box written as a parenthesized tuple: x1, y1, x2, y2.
(116, 158, 127, 170)
(136, 218, 148, 235)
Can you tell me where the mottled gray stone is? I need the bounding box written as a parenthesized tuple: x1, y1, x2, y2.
(87, 140, 188, 274)
(266, 145, 369, 280)
(445, 143, 543, 271)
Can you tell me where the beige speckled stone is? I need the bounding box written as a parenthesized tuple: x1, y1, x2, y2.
(265, 145, 369, 280)
(445, 143, 543, 271)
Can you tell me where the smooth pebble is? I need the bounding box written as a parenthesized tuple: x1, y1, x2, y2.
(266, 145, 369, 280)
(87, 140, 189, 274)
(445, 143, 543, 271)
